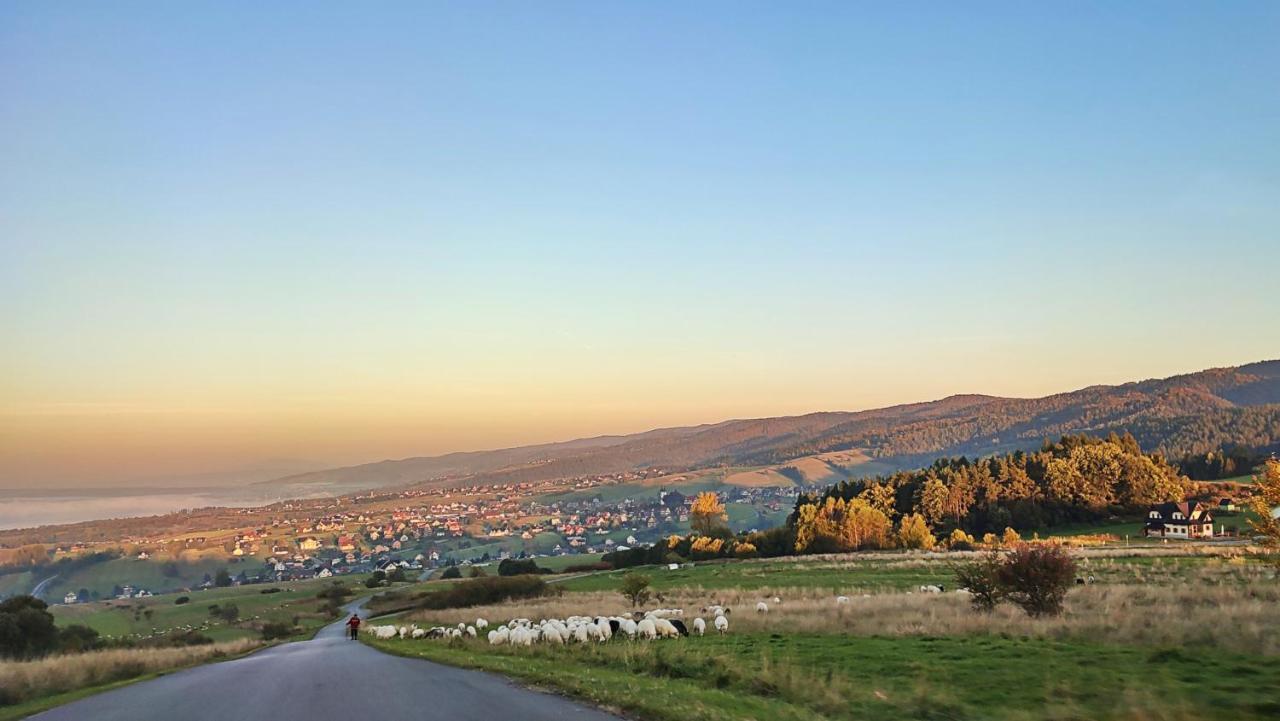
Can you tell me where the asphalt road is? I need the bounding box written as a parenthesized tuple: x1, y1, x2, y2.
(30, 574, 58, 601)
(32, 600, 623, 721)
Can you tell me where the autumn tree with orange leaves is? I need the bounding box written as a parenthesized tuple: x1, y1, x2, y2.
(690, 491, 729, 536)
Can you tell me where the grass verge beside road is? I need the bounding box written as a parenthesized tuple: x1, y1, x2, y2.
(0, 639, 262, 720)
(368, 632, 1280, 721)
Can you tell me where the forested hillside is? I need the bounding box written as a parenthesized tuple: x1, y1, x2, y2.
(788, 433, 1189, 545)
(262, 360, 1280, 493)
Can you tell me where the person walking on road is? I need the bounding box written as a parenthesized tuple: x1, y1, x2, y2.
(345, 613, 361, 640)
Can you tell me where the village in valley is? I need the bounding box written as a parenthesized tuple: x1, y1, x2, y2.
(30, 470, 800, 603)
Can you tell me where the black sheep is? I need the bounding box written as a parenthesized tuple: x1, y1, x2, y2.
(608, 619, 621, 636)
(669, 619, 689, 637)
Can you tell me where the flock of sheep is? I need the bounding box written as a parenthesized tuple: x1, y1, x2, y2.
(365, 587, 979, 647)
(367, 603, 748, 646)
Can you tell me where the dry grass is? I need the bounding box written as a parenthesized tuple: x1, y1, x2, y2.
(412, 564, 1280, 656)
(0, 639, 259, 706)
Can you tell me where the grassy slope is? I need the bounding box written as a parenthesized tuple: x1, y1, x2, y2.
(368, 632, 1280, 721)
(44, 555, 240, 600)
(50, 575, 370, 642)
(0, 571, 33, 599)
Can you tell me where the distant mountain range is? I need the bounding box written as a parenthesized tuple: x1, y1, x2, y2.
(259, 360, 1280, 495)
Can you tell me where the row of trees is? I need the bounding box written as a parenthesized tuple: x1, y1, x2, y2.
(0, 596, 101, 659)
(1176, 445, 1270, 480)
(789, 433, 1188, 542)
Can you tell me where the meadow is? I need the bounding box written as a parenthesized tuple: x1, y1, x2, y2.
(367, 543, 1280, 721)
(49, 573, 372, 643)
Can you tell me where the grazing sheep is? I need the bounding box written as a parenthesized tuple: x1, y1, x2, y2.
(411, 628, 427, 639)
(637, 618, 658, 640)
(398, 625, 409, 639)
(620, 618, 638, 639)
(476, 618, 489, 630)
(669, 619, 689, 637)
(653, 618, 681, 639)
(836, 596, 850, 604)
(771, 596, 781, 604)
(755, 601, 768, 614)
(692, 617, 706, 636)
(714, 615, 729, 634)
(466, 625, 477, 638)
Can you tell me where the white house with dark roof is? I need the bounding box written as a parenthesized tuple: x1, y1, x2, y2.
(1143, 502, 1214, 539)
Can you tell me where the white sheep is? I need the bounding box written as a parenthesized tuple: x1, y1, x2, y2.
(411, 627, 427, 639)
(692, 617, 706, 636)
(652, 618, 680, 638)
(755, 601, 768, 614)
(636, 618, 658, 640)
(620, 618, 638, 639)
(466, 625, 477, 638)
(476, 618, 489, 630)
(714, 615, 729, 634)
(836, 596, 850, 604)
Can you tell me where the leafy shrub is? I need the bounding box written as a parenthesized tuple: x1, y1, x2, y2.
(561, 562, 613, 573)
(141, 630, 214, 647)
(418, 575, 552, 610)
(174, 596, 190, 605)
(365, 571, 386, 588)
(260, 622, 296, 641)
(497, 558, 548, 576)
(951, 551, 1004, 613)
(995, 544, 1076, 617)
(440, 566, 462, 579)
(259, 587, 282, 594)
(620, 572, 652, 608)
(467, 566, 488, 578)
(57, 624, 101, 653)
(316, 582, 352, 602)
(387, 567, 407, 583)
(215, 603, 240, 623)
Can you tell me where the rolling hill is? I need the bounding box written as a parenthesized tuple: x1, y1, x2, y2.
(260, 360, 1280, 494)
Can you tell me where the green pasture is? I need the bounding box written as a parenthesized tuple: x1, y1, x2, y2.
(369, 632, 1280, 721)
(49, 574, 371, 642)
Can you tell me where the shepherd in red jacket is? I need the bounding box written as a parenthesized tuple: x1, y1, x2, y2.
(345, 613, 361, 640)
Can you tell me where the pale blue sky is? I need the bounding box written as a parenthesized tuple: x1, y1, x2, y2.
(2, 2, 1278, 486)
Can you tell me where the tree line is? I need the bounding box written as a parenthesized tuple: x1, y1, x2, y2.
(785, 433, 1187, 546)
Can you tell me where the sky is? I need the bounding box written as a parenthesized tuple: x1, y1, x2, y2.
(2, 2, 1278, 489)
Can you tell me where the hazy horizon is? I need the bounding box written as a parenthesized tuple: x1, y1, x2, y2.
(3, 356, 1276, 490)
(4, 2, 1279, 489)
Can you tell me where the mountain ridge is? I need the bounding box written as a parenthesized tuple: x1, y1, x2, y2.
(259, 360, 1280, 494)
